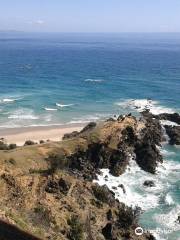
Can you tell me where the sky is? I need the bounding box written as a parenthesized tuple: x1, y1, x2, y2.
(0, 0, 180, 32)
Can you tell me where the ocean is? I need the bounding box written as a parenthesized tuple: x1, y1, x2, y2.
(0, 32, 179, 239)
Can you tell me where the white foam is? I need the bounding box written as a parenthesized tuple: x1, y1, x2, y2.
(95, 160, 160, 210)
(160, 149, 175, 157)
(44, 107, 57, 111)
(154, 206, 180, 232)
(84, 78, 104, 82)
(165, 193, 174, 205)
(0, 98, 21, 103)
(8, 109, 39, 120)
(56, 103, 74, 108)
(115, 99, 175, 115)
(95, 148, 180, 211)
(160, 120, 179, 126)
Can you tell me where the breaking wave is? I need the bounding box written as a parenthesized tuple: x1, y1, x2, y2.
(115, 99, 176, 115)
(56, 103, 75, 108)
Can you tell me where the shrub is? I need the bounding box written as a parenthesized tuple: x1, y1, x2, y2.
(118, 206, 141, 229)
(8, 158, 16, 165)
(24, 140, 36, 146)
(47, 153, 68, 173)
(92, 184, 115, 204)
(0, 141, 8, 150)
(33, 205, 51, 227)
(8, 143, 17, 150)
(0, 141, 17, 150)
(67, 215, 84, 240)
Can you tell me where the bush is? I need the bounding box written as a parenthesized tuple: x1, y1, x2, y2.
(67, 215, 84, 240)
(0, 141, 17, 150)
(24, 140, 36, 146)
(92, 184, 115, 204)
(47, 153, 68, 173)
(8, 158, 16, 165)
(8, 143, 17, 150)
(0, 141, 8, 150)
(33, 205, 51, 227)
(118, 206, 141, 229)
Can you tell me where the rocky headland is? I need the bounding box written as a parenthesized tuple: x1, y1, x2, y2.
(0, 111, 179, 240)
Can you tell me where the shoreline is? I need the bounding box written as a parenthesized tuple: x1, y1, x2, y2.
(0, 123, 85, 146)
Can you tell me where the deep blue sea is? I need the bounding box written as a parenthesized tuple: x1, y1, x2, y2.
(0, 32, 179, 239)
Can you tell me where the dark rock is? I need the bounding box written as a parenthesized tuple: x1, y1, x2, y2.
(155, 113, 180, 125)
(80, 122, 96, 133)
(68, 142, 129, 179)
(135, 111, 163, 173)
(121, 126, 137, 146)
(106, 118, 115, 122)
(45, 179, 59, 194)
(45, 178, 70, 195)
(112, 186, 117, 190)
(62, 131, 79, 140)
(164, 125, 180, 145)
(176, 214, 180, 224)
(92, 184, 115, 205)
(143, 180, 155, 187)
(58, 178, 70, 195)
(141, 110, 163, 145)
(106, 209, 113, 221)
(102, 223, 113, 240)
(117, 115, 124, 121)
(109, 148, 129, 176)
(118, 184, 126, 194)
(135, 141, 162, 174)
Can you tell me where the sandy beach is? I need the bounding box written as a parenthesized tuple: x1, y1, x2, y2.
(0, 124, 84, 146)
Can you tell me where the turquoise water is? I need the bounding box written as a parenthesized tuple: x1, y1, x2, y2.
(0, 33, 179, 239)
(0, 33, 179, 128)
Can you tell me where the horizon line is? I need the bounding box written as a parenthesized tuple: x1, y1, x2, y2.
(1, 30, 180, 34)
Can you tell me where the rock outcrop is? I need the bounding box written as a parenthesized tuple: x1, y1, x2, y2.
(134, 110, 163, 173)
(0, 113, 165, 240)
(155, 113, 180, 125)
(164, 125, 180, 145)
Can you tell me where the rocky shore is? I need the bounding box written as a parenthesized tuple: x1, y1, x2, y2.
(0, 111, 179, 240)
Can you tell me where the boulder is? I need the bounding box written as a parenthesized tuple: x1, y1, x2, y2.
(92, 184, 116, 205)
(176, 214, 180, 224)
(135, 141, 162, 174)
(143, 180, 155, 187)
(155, 113, 180, 125)
(164, 125, 180, 145)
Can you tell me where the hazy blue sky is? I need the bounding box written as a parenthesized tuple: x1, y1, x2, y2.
(0, 0, 180, 32)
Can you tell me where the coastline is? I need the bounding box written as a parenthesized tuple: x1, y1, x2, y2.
(0, 123, 85, 146)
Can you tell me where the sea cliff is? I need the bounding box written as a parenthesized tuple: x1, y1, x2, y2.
(0, 111, 179, 240)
